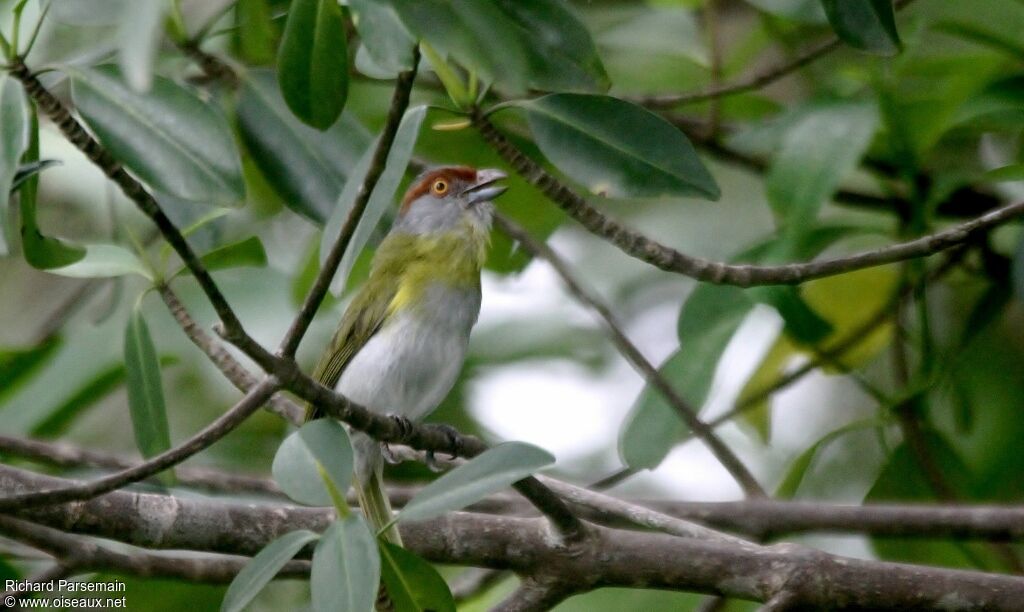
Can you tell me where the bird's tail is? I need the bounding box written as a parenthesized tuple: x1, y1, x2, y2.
(353, 432, 402, 545)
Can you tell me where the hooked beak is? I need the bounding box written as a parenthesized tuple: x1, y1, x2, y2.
(462, 169, 508, 205)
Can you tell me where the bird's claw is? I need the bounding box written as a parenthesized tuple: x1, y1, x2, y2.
(434, 423, 463, 460)
(388, 414, 414, 441)
(381, 443, 401, 465)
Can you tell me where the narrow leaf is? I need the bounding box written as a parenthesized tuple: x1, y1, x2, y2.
(48, 244, 152, 279)
(311, 517, 380, 612)
(821, 0, 901, 55)
(195, 236, 268, 273)
(10, 160, 61, 193)
(519, 94, 719, 200)
(117, 0, 166, 92)
(69, 65, 245, 205)
(397, 442, 554, 524)
(348, 0, 414, 75)
(0, 337, 62, 406)
(278, 0, 348, 130)
(378, 541, 456, 612)
(620, 286, 752, 469)
(324, 105, 426, 296)
(272, 419, 355, 506)
(1014, 235, 1024, 303)
(776, 419, 882, 498)
(221, 530, 320, 612)
(123, 305, 173, 483)
(0, 77, 30, 255)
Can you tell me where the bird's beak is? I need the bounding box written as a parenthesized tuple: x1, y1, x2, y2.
(463, 169, 508, 205)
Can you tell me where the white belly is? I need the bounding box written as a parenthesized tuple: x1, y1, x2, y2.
(336, 284, 479, 423)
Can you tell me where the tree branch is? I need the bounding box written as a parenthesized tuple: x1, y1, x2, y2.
(495, 214, 765, 498)
(0, 515, 308, 583)
(492, 577, 575, 612)
(158, 283, 303, 425)
(634, 0, 917, 109)
(4, 466, 1024, 609)
(473, 112, 1024, 286)
(276, 47, 419, 358)
(0, 379, 278, 511)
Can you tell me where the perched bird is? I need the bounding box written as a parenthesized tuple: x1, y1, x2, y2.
(306, 165, 507, 544)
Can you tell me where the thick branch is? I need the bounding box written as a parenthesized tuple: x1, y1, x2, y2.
(495, 214, 764, 498)
(277, 47, 419, 358)
(0, 515, 308, 583)
(473, 113, 1024, 287)
(0, 380, 278, 511)
(4, 467, 1023, 609)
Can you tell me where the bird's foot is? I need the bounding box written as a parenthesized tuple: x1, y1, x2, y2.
(425, 425, 463, 472)
(388, 414, 414, 441)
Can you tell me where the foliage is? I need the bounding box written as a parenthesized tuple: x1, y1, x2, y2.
(1, 0, 1023, 609)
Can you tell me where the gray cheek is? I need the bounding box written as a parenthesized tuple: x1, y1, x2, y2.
(394, 198, 464, 234)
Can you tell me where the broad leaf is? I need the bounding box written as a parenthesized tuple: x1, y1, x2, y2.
(48, 244, 152, 279)
(620, 285, 752, 469)
(311, 516, 380, 612)
(397, 442, 554, 524)
(272, 419, 355, 506)
(194, 236, 268, 273)
(323, 105, 426, 296)
(117, 0, 165, 91)
(221, 530, 320, 612)
(381, 0, 608, 93)
(776, 419, 883, 498)
(765, 100, 878, 248)
(518, 94, 719, 200)
(69, 65, 245, 205)
(349, 0, 415, 75)
(123, 305, 173, 483)
(378, 541, 456, 612)
(0, 77, 29, 255)
(821, 0, 901, 56)
(278, 0, 348, 130)
(237, 72, 372, 224)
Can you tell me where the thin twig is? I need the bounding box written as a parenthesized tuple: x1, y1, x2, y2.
(634, 0, 917, 109)
(0, 380, 278, 511)
(277, 47, 420, 358)
(495, 214, 765, 498)
(158, 283, 303, 425)
(473, 113, 1024, 287)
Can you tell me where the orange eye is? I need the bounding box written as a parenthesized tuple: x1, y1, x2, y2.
(431, 179, 449, 196)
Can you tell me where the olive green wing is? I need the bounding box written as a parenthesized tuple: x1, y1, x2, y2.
(305, 275, 398, 422)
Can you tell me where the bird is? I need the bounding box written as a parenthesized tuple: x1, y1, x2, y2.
(305, 165, 507, 544)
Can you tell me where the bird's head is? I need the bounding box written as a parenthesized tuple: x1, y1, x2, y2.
(393, 166, 507, 235)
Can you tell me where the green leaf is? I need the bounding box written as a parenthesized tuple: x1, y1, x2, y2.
(348, 0, 415, 75)
(236, 0, 278, 65)
(19, 109, 86, 269)
(821, 0, 901, 55)
(117, 0, 166, 92)
(620, 285, 752, 469)
(193, 236, 268, 273)
(765, 100, 878, 247)
(0, 77, 30, 255)
(745, 0, 826, 23)
(0, 337, 62, 406)
(323, 105, 426, 296)
(378, 541, 456, 612)
(69, 65, 245, 205)
(396, 442, 554, 524)
(311, 516, 380, 612)
(277, 0, 348, 130)
(518, 94, 719, 200)
(776, 418, 883, 498)
(272, 419, 355, 506)
(981, 164, 1024, 184)
(48, 244, 152, 279)
(32, 364, 125, 438)
(1014, 235, 1024, 303)
(10, 160, 61, 193)
(237, 71, 372, 225)
(123, 304, 173, 483)
(381, 0, 608, 93)
(221, 530, 320, 612)
(934, 21, 1024, 62)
